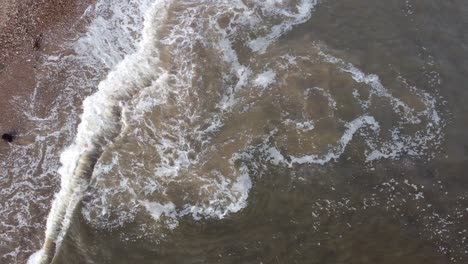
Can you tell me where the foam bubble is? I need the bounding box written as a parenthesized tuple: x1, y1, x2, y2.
(253, 69, 277, 88)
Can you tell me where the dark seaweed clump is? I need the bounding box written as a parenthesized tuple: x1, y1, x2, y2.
(2, 133, 14, 143)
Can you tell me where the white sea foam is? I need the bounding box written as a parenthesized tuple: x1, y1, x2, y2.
(253, 69, 277, 88)
(31, 1, 170, 262)
(248, 0, 319, 54)
(26, 250, 44, 264)
(268, 116, 380, 166)
(283, 119, 316, 131)
(317, 50, 444, 161)
(141, 201, 177, 219)
(74, 0, 154, 69)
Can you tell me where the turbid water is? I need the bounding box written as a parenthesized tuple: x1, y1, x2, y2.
(1, 0, 468, 263)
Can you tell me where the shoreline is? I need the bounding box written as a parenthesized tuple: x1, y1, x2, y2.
(0, 1, 94, 262)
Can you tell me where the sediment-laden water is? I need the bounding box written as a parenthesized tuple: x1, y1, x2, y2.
(1, 0, 468, 263)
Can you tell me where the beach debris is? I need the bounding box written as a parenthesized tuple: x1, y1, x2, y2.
(2, 133, 14, 143)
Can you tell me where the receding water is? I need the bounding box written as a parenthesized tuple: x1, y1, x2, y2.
(1, 0, 468, 263)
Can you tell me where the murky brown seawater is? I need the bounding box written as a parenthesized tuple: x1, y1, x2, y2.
(2, 0, 468, 263)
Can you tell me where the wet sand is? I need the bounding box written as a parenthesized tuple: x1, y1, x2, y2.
(0, 0, 92, 135)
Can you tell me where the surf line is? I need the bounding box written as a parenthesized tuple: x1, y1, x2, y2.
(31, 1, 170, 263)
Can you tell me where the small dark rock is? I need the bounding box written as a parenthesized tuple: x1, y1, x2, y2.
(2, 133, 14, 143)
(33, 34, 43, 50)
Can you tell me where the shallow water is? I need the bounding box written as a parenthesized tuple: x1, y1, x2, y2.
(1, 0, 468, 263)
